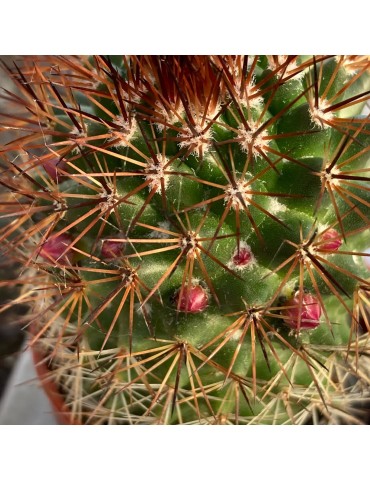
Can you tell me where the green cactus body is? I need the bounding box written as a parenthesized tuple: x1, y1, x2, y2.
(0, 55, 370, 424)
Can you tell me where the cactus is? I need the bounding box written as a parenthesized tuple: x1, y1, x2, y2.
(0, 55, 370, 425)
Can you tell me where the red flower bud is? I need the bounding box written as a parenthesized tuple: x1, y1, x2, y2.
(173, 284, 209, 313)
(283, 291, 321, 330)
(38, 233, 73, 264)
(320, 229, 342, 252)
(42, 157, 66, 181)
(232, 246, 253, 266)
(101, 239, 124, 259)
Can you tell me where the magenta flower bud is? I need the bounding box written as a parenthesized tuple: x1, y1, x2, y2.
(101, 239, 124, 259)
(42, 157, 66, 181)
(232, 246, 253, 266)
(229, 242, 255, 271)
(320, 229, 342, 252)
(38, 233, 73, 264)
(283, 292, 322, 330)
(174, 284, 209, 313)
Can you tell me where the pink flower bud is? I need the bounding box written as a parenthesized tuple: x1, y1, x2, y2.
(319, 229, 342, 252)
(283, 291, 321, 330)
(232, 246, 253, 266)
(42, 157, 66, 181)
(38, 233, 73, 264)
(173, 284, 209, 313)
(101, 239, 124, 259)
